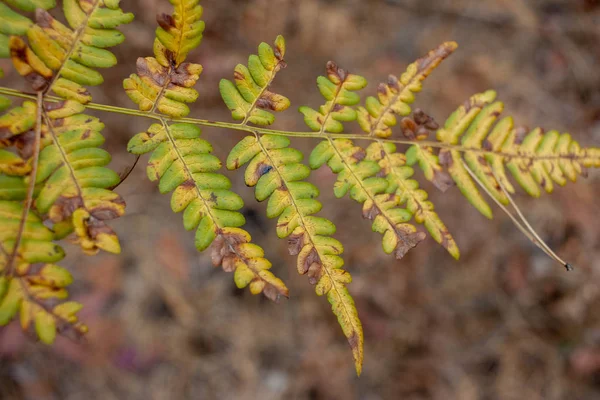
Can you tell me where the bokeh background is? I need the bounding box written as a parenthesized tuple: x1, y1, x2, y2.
(1, 0, 600, 399)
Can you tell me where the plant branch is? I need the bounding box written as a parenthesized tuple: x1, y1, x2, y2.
(0, 87, 596, 163)
(461, 159, 572, 271)
(6, 92, 44, 277)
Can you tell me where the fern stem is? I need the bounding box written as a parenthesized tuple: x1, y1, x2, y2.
(317, 73, 345, 136)
(42, 109, 86, 205)
(109, 155, 141, 191)
(158, 118, 218, 224)
(461, 159, 571, 270)
(489, 163, 572, 270)
(0, 87, 596, 163)
(149, 68, 173, 114)
(6, 92, 44, 277)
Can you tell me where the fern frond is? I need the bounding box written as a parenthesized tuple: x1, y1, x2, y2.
(125, 2, 286, 300)
(366, 142, 459, 259)
(430, 90, 600, 218)
(0, 199, 63, 263)
(128, 122, 288, 300)
(155, 0, 205, 68)
(357, 42, 457, 138)
(220, 36, 363, 370)
(0, 99, 124, 254)
(405, 142, 455, 192)
(302, 62, 425, 259)
(311, 138, 426, 259)
(299, 61, 367, 133)
(0, 269, 87, 344)
(219, 35, 290, 125)
(0, 200, 86, 343)
(0, 0, 131, 256)
(37, 101, 124, 254)
(227, 134, 363, 375)
(124, 0, 204, 117)
(211, 228, 288, 301)
(123, 53, 203, 118)
(8, 1, 133, 102)
(0, 0, 594, 374)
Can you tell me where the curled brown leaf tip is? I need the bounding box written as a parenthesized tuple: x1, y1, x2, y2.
(326, 61, 348, 82)
(438, 149, 453, 167)
(416, 41, 458, 74)
(401, 109, 439, 140)
(387, 74, 400, 90)
(413, 109, 439, 130)
(362, 204, 380, 220)
(211, 231, 288, 300)
(263, 284, 284, 302)
(156, 13, 176, 30)
(394, 231, 427, 259)
(307, 262, 323, 285)
(287, 233, 304, 256)
(432, 171, 455, 193)
(299, 247, 319, 276)
(51, 196, 84, 222)
(35, 9, 53, 27)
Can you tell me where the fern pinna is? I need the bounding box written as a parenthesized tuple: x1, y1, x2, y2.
(0, 1, 132, 342)
(124, 1, 288, 300)
(1, 0, 599, 376)
(220, 37, 363, 370)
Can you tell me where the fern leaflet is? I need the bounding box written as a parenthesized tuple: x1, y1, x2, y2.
(0, 188, 86, 342)
(128, 122, 288, 299)
(125, 0, 287, 300)
(220, 35, 290, 125)
(366, 141, 460, 259)
(305, 63, 431, 259)
(423, 90, 600, 218)
(227, 134, 364, 375)
(0, 0, 132, 343)
(221, 37, 363, 374)
(357, 42, 457, 138)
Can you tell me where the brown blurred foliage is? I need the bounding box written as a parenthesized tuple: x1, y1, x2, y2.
(1, 0, 599, 399)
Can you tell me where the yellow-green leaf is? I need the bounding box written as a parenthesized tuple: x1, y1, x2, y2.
(300, 61, 367, 133)
(220, 36, 290, 126)
(358, 42, 457, 138)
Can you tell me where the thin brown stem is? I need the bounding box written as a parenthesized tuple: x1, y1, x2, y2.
(461, 159, 571, 271)
(6, 92, 44, 277)
(109, 155, 141, 191)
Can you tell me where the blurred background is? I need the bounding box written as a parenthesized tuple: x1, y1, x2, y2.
(1, 0, 600, 399)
